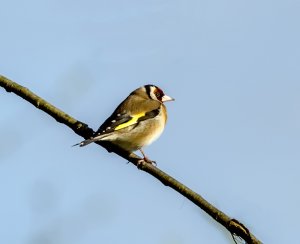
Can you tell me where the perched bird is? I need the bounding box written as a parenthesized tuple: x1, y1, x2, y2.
(75, 84, 174, 164)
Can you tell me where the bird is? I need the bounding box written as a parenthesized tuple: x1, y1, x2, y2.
(74, 84, 174, 165)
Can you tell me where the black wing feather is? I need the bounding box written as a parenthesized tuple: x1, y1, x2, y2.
(94, 112, 132, 135)
(94, 108, 160, 136)
(137, 109, 160, 122)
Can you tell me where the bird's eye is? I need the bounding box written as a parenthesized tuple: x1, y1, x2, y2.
(155, 91, 161, 98)
(151, 87, 164, 101)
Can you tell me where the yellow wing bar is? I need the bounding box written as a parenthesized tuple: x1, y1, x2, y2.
(115, 112, 145, 130)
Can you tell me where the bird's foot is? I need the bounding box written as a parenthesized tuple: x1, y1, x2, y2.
(137, 157, 157, 169)
(138, 149, 157, 168)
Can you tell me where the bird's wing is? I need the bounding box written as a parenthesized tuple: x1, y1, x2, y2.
(94, 95, 161, 136)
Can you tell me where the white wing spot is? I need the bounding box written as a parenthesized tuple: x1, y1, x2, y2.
(117, 114, 121, 117)
(107, 127, 111, 130)
(102, 130, 105, 133)
(111, 120, 116, 123)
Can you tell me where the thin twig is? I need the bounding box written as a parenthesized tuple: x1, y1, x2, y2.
(0, 75, 262, 244)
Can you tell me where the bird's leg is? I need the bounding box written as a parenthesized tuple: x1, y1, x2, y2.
(137, 149, 157, 167)
(139, 149, 155, 164)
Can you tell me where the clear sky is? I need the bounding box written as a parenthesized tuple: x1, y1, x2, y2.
(1, 0, 299, 243)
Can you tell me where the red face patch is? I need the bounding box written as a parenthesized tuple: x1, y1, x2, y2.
(154, 87, 164, 101)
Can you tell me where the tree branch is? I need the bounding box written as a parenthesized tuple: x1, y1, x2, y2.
(0, 75, 262, 244)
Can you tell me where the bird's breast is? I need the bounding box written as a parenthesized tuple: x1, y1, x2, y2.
(102, 105, 167, 152)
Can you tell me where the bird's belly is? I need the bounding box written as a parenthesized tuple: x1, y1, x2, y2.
(103, 117, 165, 152)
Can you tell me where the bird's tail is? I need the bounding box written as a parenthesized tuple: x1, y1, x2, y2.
(72, 138, 96, 147)
(72, 134, 108, 147)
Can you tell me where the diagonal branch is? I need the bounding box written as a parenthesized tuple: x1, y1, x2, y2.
(0, 75, 262, 244)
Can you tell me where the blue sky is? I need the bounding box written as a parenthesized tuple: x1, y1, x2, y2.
(1, 0, 299, 243)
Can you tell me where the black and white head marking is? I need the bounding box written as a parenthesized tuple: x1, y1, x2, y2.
(145, 85, 165, 102)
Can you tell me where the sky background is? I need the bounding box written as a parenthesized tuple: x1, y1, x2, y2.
(1, 0, 300, 243)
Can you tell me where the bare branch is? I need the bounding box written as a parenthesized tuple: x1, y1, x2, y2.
(0, 75, 262, 244)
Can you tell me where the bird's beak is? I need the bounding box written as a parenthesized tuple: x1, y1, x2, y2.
(161, 95, 175, 102)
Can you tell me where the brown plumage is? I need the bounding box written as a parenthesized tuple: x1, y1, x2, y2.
(74, 85, 174, 164)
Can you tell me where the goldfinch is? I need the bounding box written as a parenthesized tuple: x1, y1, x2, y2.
(75, 84, 174, 163)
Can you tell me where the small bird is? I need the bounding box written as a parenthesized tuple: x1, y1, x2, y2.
(75, 84, 174, 164)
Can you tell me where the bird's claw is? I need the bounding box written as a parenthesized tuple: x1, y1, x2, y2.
(137, 157, 157, 169)
(150, 160, 157, 166)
